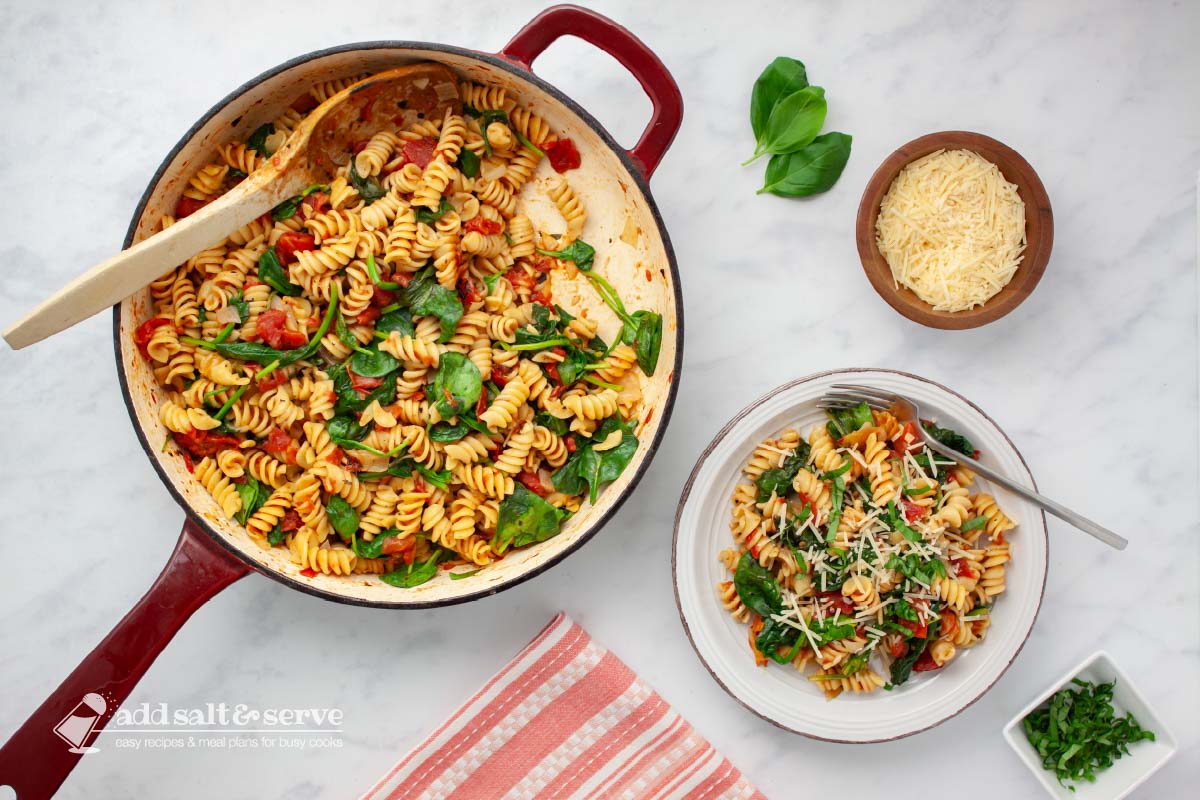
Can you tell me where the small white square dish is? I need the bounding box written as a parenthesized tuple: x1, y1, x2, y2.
(1003, 651, 1177, 800)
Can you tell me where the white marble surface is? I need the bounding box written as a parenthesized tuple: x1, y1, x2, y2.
(1, 1, 1197, 797)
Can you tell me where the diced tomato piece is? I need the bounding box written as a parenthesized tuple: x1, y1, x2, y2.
(913, 648, 943, 672)
(280, 509, 303, 532)
(531, 287, 552, 306)
(939, 609, 959, 638)
(543, 138, 581, 172)
(256, 371, 288, 392)
(348, 369, 383, 393)
(491, 364, 511, 386)
(255, 309, 306, 350)
(401, 138, 437, 170)
(507, 269, 535, 291)
(301, 191, 330, 216)
(352, 305, 381, 325)
(517, 471, 551, 497)
(475, 390, 489, 418)
(299, 567, 318, 578)
(530, 255, 556, 274)
(371, 285, 397, 307)
(748, 615, 768, 667)
(894, 421, 922, 456)
(380, 534, 416, 558)
(889, 638, 909, 658)
(463, 217, 503, 236)
(133, 317, 173, 359)
(173, 429, 242, 458)
(264, 427, 298, 464)
(180, 451, 194, 473)
(895, 617, 928, 639)
(818, 592, 857, 617)
(274, 231, 316, 265)
(901, 498, 927, 523)
(457, 276, 484, 307)
(564, 435, 577, 453)
(176, 196, 211, 219)
(954, 559, 978, 580)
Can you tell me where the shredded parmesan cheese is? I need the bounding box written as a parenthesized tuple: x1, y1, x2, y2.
(876, 149, 1026, 312)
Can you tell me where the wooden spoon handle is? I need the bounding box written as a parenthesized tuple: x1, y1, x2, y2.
(3, 168, 306, 350)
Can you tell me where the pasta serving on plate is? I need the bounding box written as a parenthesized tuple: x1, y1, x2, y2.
(132, 71, 663, 586)
(718, 402, 1016, 699)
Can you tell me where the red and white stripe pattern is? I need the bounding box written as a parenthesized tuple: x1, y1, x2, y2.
(362, 613, 765, 800)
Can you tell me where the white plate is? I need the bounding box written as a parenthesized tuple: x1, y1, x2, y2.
(1003, 651, 1177, 799)
(672, 369, 1048, 742)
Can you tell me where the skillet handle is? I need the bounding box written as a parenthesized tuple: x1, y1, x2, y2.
(500, 4, 683, 179)
(0, 520, 249, 800)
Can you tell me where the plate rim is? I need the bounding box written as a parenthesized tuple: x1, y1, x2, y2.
(671, 367, 1049, 742)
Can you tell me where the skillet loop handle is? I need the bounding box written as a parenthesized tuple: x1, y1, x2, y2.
(500, 4, 683, 179)
(0, 520, 248, 800)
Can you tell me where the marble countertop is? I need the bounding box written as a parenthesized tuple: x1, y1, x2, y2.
(1, 1, 1196, 797)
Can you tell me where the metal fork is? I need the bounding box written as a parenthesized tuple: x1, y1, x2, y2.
(821, 383, 1128, 551)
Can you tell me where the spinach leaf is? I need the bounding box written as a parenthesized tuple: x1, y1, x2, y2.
(380, 552, 442, 588)
(456, 148, 480, 178)
(349, 343, 401, 379)
(332, 362, 397, 415)
(535, 411, 569, 437)
(257, 247, 302, 296)
(825, 400, 873, 437)
(428, 352, 482, 419)
(414, 198, 454, 225)
(327, 414, 370, 442)
(750, 57, 808, 144)
(229, 292, 250, 325)
(428, 420, 471, 443)
(267, 520, 286, 546)
(629, 310, 663, 376)
(550, 415, 638, 504)
(375, 306, 415, 338)
(824, 474, 846, 543)
(358, 460, 415, 482)
(405, 267, 463, 341)
(755, 442, 811, 502)
(210, 341, 288, 366)
(555, 346, 590, 386)
(755, 617, 802, 662)
(536, 240, 595, 271)
(491, 484, 566, 555)
(326, 495, 360, 543)
(348, 158, 386, 204)
(889, 619, 940, 687)
(892, 598, 919, 622)
(733, 551, 783, 617)
(414, 464, 452, 491)
(247, 122, 275, 157)
(449, 568, 481, 580)
(922, 421, 974, 457)
(234, 475, 266, 525)
(353, 528, 403, 559)
(759, 132, 852, 197)
(333, 307, 357, 353)
(750, 86, 826, 161)
(272, 183, 328, 222)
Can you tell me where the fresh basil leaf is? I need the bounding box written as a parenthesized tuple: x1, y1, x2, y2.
(759, 131, 852, 197)
(405, 267, 463, 341)
(325, 495, 359, 543)
(753, 86, 826, 159)
(257, 247, 302, 296)
(491, 484, 566, 555)
(428, 352, 482, 419)
(375, 307, 415, 338)
(456, 148, 480, 178)
(960, 515, 988, 532)
(892, 598, 919, 622)
(922, 421, 975, 457)
(380, 552, 441, 588)
(349, 343, 401, 379)
(750, 57, 809, 145)
(630, 310, 662, 376)
(233, 475, 266, 525)
(536, 239, 595, 271)
(733, 551, 783, 617)
(428, 420, 470, 443)
(247, 122, 275, 157)
(414, 198, 454, 225)
(348, 157, 386, 204)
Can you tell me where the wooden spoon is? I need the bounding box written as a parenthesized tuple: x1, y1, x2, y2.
(3, 62, 462, 350)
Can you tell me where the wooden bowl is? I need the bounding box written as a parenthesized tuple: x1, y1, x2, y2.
(856, 131, 1052, 329)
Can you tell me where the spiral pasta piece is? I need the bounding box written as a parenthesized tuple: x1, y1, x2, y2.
(194, 457, 242, 519)
(479, 377, 530, 433)
(246, 485, 293, 541)
(454, 465, 515, 500)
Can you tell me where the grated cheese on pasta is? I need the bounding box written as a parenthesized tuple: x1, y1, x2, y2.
(876, 149, 1026, 312)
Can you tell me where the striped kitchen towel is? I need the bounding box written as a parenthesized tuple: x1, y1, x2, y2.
(362, 612, 764, 800)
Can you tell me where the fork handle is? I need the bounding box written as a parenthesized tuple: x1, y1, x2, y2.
(924, 440, 1128, 551)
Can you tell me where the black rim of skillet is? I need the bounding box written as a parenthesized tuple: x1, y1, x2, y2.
(112, 40, 684, 609)
(670, 368, 1048, 742)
